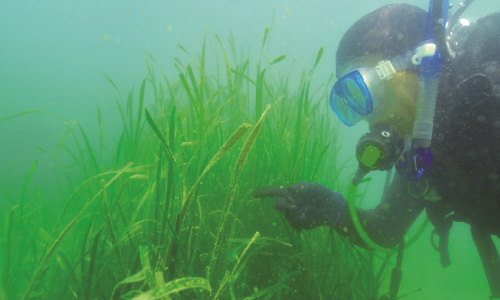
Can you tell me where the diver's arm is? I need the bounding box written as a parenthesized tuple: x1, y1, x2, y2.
(332, 173, 426, 249)
(253, 174, 426, 249)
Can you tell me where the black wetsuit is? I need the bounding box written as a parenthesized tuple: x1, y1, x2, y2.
(332, 12, 500, 297)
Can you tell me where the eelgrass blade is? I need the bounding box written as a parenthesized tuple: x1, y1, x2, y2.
(131, 277, 211, 300)
(263, 80, 276, 102)
(310, 142, 331, 181)
(0, 272, 7, 300)
(145, 58, 159, 103)
(198, 70, 205, 118)
(165, 123, 252, 279)
(21, 162, 134, 300)
(58, 165, 154, 213)
(79, 222, 93, 294)
(54, 252, 82, 296)
(0, 110, 67, 124)
(313, 47, 324, 70)
(175, 123, 251, 232)
(111, 268, 147, 299)
(144, 108, 175, 165)
(126, 86, 135, 154)
(62, 144, 83, 173)
(97, 106, 103, 155)
(160, 105, 176, 244)
(212, 232, 260, 300)
(292, 82, 306, 180)
(204, 90, 222, 113)
(154, 146, 163, 225)
(241, 284, 290, 300)
(215, 34, 234, 90)
(269, 54, 286, 66)
(110, 174, 151, 250)
(33, 145, 47, 154)
(101, 179, 127, 276)
(4, 205, 17, 288)
(255, 26, 268, 122)
(255, 53, 285, 122)
(204, 95, 235, 133)
(115, 131, 125, 164)
(173, 57, 187, 74)
(84, 228, 102, 300)
(186, 64, 200, 107)
(78, 124, 99, 174)
(115, 98, 127, 148)
(255, 70, 265, 123)
(209, 105, 270, 282)
(179, 72, 200, 120)
(297, 47, 324, 179)
(145, 51, 157, 63)
(134, 77, 147, 147)
(131, 181, 155, 221)
(103, 72, 122, 98)
(261, 26, 270, 53)
(230, 68, 255, 86)
(161, 70, 179, 105)
(177, 44, 190, 56)
(228, 31, 237, 65)
(1, 165, 16, 206)
(139, 245, 155, 289)
(20, 160, 37, 218)
(374, 253, 393, 287)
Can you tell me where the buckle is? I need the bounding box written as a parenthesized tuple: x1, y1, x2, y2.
(375, 60, 396, 80)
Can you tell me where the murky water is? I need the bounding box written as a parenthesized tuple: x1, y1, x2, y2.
(1, 1, 499, 299)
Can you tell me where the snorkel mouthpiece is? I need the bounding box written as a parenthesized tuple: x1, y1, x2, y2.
(396, 0, 448, 181)
(353, 124, 405, 185)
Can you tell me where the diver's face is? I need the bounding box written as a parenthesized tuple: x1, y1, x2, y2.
(371, 72, 419, 138)
(339, 54, 419, 138)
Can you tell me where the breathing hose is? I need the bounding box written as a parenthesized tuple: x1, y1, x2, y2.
(346, 183, 429, 253)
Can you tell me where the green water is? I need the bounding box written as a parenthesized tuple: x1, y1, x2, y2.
(1, 1, 499, 299)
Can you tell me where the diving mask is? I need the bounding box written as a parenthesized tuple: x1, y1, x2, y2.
(329, 44, 436, 127)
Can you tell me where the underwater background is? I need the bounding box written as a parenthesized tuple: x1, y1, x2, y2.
(1, 0, 499, 299)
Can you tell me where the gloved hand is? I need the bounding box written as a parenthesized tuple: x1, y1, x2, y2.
(252, 181, 344, 230)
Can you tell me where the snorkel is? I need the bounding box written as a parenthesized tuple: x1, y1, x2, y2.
(395, 0, 449, 181)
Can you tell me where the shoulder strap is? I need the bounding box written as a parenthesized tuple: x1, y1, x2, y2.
(430, 213, 454, 267)
(471, 225, 500, 299)
(426, 197, 454, 267)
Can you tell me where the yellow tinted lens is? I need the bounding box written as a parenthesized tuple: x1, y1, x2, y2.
(345, 80, 366, 107)
(336, 97, 351, 117)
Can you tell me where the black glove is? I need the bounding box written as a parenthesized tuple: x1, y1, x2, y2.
(253, 181, 344, 230)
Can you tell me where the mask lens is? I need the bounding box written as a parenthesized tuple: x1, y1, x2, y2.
(339, 70, 373, 115)
(345, 79, 367, 108)
(329, 69, 376, 126)
(329, 86, 361, 127)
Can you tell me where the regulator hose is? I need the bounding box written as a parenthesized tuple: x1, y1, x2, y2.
(463, 26, 486, 75)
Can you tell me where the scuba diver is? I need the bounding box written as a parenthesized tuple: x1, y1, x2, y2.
(253, 1, 500, 299)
